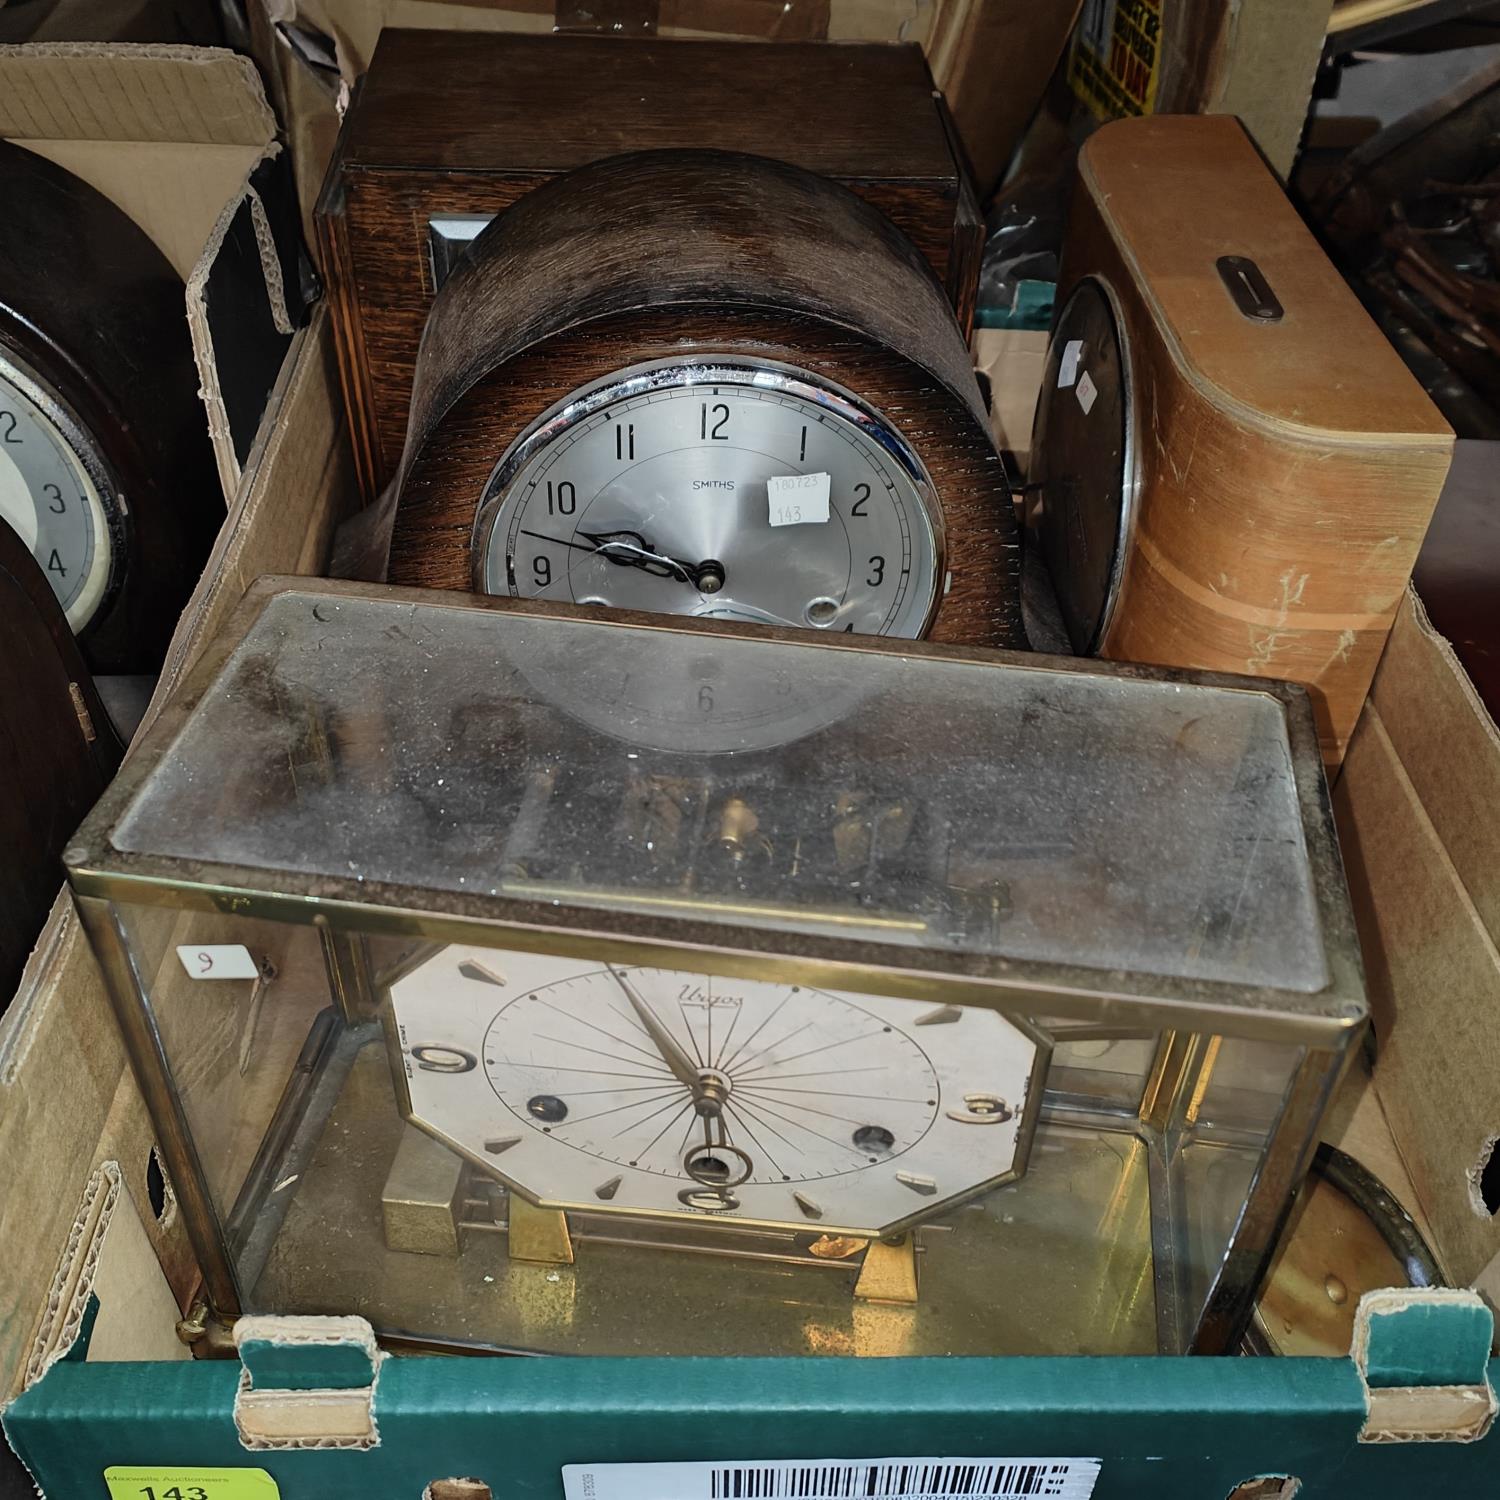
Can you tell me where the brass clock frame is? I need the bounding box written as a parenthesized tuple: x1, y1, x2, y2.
(65, 577, 1367, 1358)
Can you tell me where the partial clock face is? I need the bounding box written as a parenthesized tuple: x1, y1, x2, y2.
(0, 358, 116, 633)
(1026, 278, 1134, 655)
(390, 946, 1039, 1237)
(475, 359, 945, 640)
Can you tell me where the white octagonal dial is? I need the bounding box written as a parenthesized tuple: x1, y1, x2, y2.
(389, 946, 1039, 1237)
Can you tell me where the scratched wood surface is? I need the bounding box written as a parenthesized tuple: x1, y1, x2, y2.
(390, 150, 1021, 649)
(316, 31, 981, 499)
(1064, 116, 1453, 766)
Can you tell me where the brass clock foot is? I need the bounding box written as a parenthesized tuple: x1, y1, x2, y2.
(381, 1127, 464, 1257)
(506, 1194, 575, 1264)
(853, 1234, 918, 1305)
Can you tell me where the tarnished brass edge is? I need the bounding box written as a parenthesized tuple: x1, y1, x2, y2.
(73, 894, 243, 1319)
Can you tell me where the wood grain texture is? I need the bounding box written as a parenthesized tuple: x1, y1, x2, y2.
(316, 31, 980, 499)
(342, 30, 957, 178)
(391, 151, 1020, 648)
(1065, 115, 1454, 766)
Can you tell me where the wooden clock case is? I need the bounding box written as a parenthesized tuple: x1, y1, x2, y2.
(1030, 115, 1454, 766)
(316, 30, 983, 502)
(0, 142, 221, 674)
(0, 521, 120, 1005)
(388, 149, 1023, 650)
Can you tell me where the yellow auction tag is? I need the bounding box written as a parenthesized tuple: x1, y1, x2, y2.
(103, 1468, 280, 1500)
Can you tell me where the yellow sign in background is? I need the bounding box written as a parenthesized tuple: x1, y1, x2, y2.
(1069, 0, 1163, 119)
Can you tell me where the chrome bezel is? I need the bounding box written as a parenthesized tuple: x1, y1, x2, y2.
(1091, 274, 1142, 653)
(1027, 276, 1141, 654)
(471, 356, 948, 640)
(0, 344, 124, 633)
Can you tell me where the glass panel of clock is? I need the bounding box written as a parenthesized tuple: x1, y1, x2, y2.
(79, 587, 1352, 1358)
(111, 904, 1305, 1358)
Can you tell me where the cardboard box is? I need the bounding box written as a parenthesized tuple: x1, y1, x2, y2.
(3, 261, 1499, 1500)
(4, 30, 1500, 1500)
(0, 41, 345, 1413)
(1335, 589, 1500, 1293)
(0, 42, 307, 499)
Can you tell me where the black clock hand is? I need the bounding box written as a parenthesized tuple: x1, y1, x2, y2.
(577, 529, 701, 584)
(518, 527, 686, 579)
(520, 528, 725, 593)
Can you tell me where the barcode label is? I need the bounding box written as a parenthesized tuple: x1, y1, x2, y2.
(563, 1458, 1099, 1500)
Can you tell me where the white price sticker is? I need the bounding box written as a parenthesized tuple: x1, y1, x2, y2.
(1076, 370, 1098, 415)
(768, 472, 831, 528)
(564, 1459, 1100, 1500)
(1057, 338, 1084, 389)
(176, 944, 260, 980)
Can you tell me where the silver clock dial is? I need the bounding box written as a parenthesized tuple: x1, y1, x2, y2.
(391, 946, 1039, 1236)
(0, 359, 114, 632)
(476, 360, 944, 640)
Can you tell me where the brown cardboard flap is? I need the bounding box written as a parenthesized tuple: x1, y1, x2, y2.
(14, 139, 267, 281)
(153, 305, 353, 704)
(0, 43, 276, 145)
(0, 312, 352, 1403)
(186, 141, 303, 497)
(0, 908, 129, 1401)
(1372, 590, 1500, 948)
(1, 42, 298, 507)
(1335, 703, 1500, 1286)
(23, 1160, 189, 1388)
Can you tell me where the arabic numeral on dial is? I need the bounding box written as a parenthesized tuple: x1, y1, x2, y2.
(615, 422, 635, 461)
(867, 555, 885, 586)
(0, 411, 19, 444)
(851, 482, 870, 517)
(546, 480, 576, 516)
(44, 482, 66, 513)
(697, 683, 715, 713)
(700, 402, 729, 441)
(533, 555, 552, 588)
(46, 549, 67, 579)
(410, 1044, 477, 1074)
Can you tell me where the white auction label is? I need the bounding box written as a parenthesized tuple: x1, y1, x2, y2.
(1076, 370, 1098, 415)
(767, 472, 831, 528)
(1057, 338, 1084, 389)
(563, 1458, 1100, 1500)
(176, 944, 260, 980)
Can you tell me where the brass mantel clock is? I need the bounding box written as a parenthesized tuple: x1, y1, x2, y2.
(67, 578, 1364, 1360)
